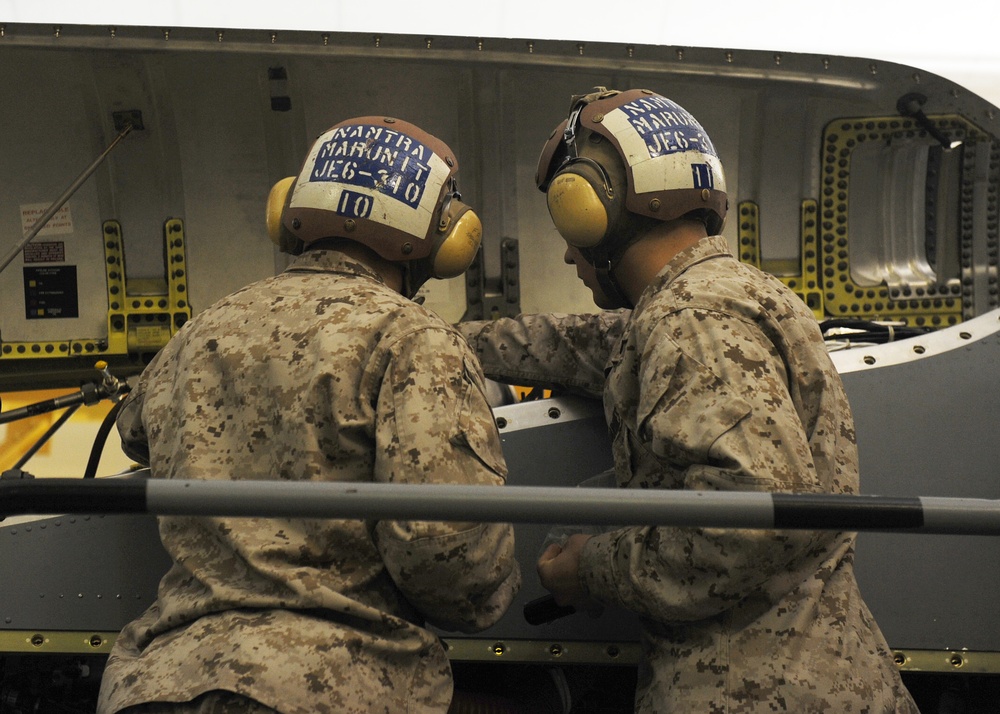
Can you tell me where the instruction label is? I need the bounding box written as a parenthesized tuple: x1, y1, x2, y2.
(23, 241, 67, 264)
(23, 265, 79, 319)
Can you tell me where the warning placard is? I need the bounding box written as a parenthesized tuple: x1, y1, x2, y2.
(20, 202, 74, 237)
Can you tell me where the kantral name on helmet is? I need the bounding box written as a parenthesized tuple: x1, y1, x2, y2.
(309, 123, 436, 207)
(617, 96, 720, 159)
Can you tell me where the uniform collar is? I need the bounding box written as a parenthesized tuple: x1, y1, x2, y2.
(632, 235, 733, 314)
(284, 248, 387, 286)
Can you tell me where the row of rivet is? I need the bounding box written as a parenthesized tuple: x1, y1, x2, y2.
(0, 23, 891, 73)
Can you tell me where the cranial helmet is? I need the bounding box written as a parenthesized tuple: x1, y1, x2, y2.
(535, 88, 728, 306)
(267, 116, 482, 294)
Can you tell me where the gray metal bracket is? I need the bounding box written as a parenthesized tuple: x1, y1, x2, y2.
(464, 238, 520, 320)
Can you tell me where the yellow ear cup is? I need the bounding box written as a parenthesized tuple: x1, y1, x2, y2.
(545, 172, 609, 248)
(266, 177, 297, 251)
(433, 207, 482, 279)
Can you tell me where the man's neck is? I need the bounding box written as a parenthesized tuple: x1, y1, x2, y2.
(614, 221, 707, 306)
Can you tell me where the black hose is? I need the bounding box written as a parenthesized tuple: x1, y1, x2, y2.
(83, 397, 126, 479)
(820, 318, 931, 344)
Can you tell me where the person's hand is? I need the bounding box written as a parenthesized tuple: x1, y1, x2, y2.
(536, 533, 592, 608)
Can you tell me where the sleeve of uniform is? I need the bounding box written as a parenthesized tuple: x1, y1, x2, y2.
(372, 324, 521, 633)
(579, 308, 836, 622)
(114, 379, 151, 466)
(457, 311, 627, 397)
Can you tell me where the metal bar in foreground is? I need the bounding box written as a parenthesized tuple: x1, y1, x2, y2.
(3, 478, 999, 535)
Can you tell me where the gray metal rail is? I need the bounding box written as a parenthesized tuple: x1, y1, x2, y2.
(3, 478, 999, 535)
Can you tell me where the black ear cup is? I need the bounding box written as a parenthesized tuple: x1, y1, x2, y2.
(545, 158, 625, 250)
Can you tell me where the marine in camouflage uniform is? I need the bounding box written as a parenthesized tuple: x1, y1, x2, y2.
(458, 88, 918, 712)
(98, 117, 520, 714)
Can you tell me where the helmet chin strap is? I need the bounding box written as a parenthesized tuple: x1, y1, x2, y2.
(593, 258, 633, 310)
(582, 214, 661, 310)
(402, 259, 433, 300)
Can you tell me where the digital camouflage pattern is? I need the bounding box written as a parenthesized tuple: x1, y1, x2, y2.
(98, 248, 521, 714)
(459, 235, 918, 713)
(117, 689, 279, 713)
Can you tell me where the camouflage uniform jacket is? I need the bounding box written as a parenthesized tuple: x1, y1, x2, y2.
(98, 249, 521, 714)
(459, 236, 917, 713)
